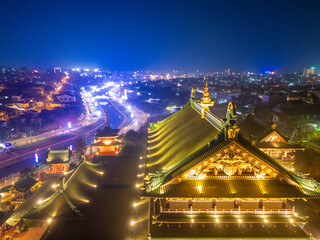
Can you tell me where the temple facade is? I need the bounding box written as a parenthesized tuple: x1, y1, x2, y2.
(45, 149, 71, 176)
(142, 85, 320, 239)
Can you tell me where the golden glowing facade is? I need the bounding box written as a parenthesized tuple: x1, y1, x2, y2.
(45, 149, 71, 175)
(199, 81, 214, 118)
(142, 91, 319, 239)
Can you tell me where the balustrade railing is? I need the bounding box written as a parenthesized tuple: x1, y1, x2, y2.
(192, 101, 223, 130)
(160, 207, 294, 215)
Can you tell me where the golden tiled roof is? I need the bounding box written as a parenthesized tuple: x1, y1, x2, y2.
(144, 178, 320, 198)
(147, 102, 220, 171)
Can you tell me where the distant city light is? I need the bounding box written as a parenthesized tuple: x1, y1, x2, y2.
(68, 122, 72, 129)
(265, 71, 275, 74)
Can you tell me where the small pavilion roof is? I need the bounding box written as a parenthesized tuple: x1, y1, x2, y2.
(46, 149, 71, 164)
(95, 126, 119, 137)
(13, 174, 37, 193)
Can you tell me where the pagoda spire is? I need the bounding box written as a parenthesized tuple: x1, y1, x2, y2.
(199, 80, 214, 118)
(105, 106, 109, 127)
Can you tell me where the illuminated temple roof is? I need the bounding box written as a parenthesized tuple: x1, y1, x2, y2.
(95, 126, 119, 137)
(46, 149, 71, 164)
(145, 178, 320, 198)
(6, 161, 103, 225)
(147, 101, 221, 172)
(144, 99, 320, 199)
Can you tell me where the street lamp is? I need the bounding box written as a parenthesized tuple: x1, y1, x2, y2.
(68, 122, 72, 130)
(35, 153, 39, 164)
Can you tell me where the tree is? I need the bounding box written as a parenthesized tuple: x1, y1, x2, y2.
(75, 137, 86, 155)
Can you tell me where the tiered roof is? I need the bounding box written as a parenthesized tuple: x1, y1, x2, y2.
(95, 126, 119, 137)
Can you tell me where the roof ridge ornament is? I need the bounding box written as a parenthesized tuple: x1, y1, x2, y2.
(271, 114, 278, 130)
(198, 81, 214, 118)
(190, 87, 195, 100)
(225, 102, 240, 139)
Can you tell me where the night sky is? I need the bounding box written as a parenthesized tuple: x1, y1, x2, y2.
(1, 0, 320, 73)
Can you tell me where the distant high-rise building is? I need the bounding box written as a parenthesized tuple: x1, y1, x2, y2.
(54, 67, 61, 73)
(303, 67, 315, 76)
(224, 68, 230, 75)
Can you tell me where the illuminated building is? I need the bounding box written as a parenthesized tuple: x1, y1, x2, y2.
(239, 110, 304, 169)
(46, 149, 71, 175)
(11, 174, 39, 204)
(142, 87, 320, 239)
(92, 106, 120, 156)
(303, 67, 315, 77)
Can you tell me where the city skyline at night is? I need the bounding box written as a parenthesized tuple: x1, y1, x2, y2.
(1, 0, 320, 73)
(1, 1, 320, 239)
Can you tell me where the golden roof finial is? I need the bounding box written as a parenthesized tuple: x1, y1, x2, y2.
(199, 81, 214, 118)
(190, 87, 196, 99)
(201, 81, 212, 103)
